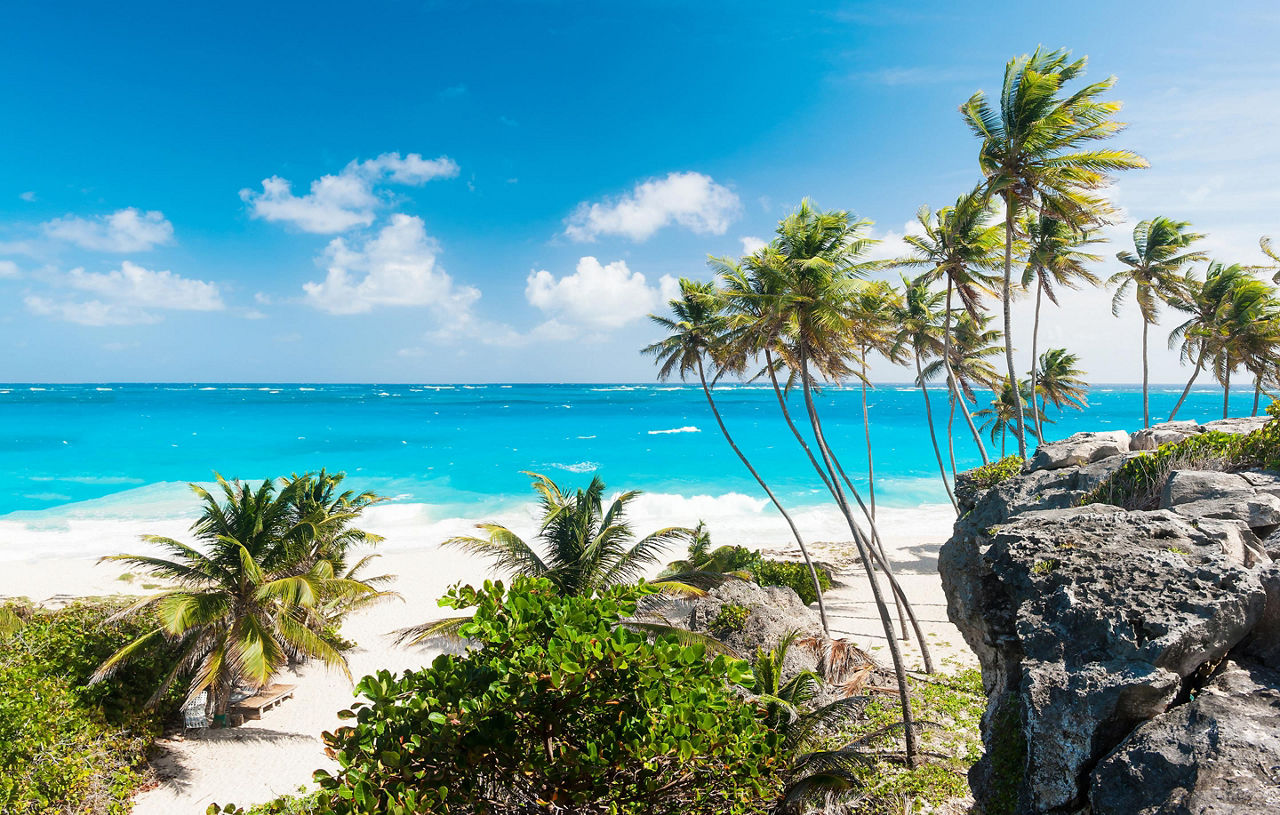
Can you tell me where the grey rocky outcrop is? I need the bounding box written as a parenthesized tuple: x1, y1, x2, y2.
(941, 416, 1280, 814)
(1131, 421, 1204, 451)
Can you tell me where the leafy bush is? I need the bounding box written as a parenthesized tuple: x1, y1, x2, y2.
(662, 540, 832, 605)
(711, 602, 752, 633)
(956, 455, 1024, 513)
(0, 598, 183, 815)
(754, 559, 831, 605)
(272, 578, 780, 814)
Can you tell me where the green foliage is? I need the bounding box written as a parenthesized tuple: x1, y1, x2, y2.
(298, 577, 780, 814)
(1, 599, 183, 815)
(662, 542, 832, 605)
(964, 455, 1024, 493)
(711, 602, 751, 633)
(754, 559, 832, 605)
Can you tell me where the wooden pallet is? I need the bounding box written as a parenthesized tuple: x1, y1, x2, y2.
(231, 683, 296, 721)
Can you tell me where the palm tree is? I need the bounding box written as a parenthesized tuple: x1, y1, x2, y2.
(922, 311, 1003, 470)
(962, 47, 1147, 454)
(1261, 236, 1279, 283)
(1167, 263, 1249, 421)
(1211, 276, 1280, 418)
(889, 274, 958, 510)
(1035, 348, 1089, 423)
(1022, 215, 1103, 438)
(976, 380, 1047, 457)
(897, 189, 1003, 464)
(846, 280, 904, 521)
(1108, 218, 1208, 425)
(644, 278, 833, 634)
(92, 475, 377, 719)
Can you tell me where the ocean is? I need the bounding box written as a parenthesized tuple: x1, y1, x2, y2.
(0, 382, 1261, 561)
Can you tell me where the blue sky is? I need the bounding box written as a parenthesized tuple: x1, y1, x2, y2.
(2, 0, 1278, 383)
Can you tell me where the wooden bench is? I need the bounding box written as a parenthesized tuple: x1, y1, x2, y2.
(231, 683, 296, 721)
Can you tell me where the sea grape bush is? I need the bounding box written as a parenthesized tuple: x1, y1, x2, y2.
(289, 577, 781, 814)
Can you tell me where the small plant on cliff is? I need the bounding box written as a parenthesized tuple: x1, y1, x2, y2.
(956, 454, 1024, 513)
(712, 602, 752, 633)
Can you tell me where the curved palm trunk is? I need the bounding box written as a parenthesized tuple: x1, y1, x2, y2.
(695, 358, 830, 635)
(946, 388, 958, 482)
(797, 349, 919, 765)
(1003, 199, 1028, 456)
(915, 353, 958, 511)
(1223, 366, 1231, 419)
(860, 351, 878, 522)
(1030, 280, 1044, 441)
(1168, 346, 1208, 422)
(1253, 374, 1262, 417)
(943, 281, 990, 464)
(1142, 319, 1152, 428)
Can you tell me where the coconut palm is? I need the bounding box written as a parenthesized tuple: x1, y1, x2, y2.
(922, 311, 1003, 473)
(845, 279, 904, 521)
(897, 189, 1003, 464)
(1212, 277, 1280, 418)
(92, 475, 377, 719)
(1262, 236, 1279, 283)
(889, 274, 958, 510)
(1021, 215, 1103, 438)
(1108, 217, 1208, 426)
(976, 379, 1047, 457)
(1167, 263, 1249, 421)
(644, 277, 833, 635)
(962, 47, 1147, 455)
(1035, 348, 1089, 421)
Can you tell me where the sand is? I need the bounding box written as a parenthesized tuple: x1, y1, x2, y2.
(0, 507, 974, 812)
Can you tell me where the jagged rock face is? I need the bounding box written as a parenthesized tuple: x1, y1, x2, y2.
(1028, 430, 1131, 471)
(1091, 660, 1280, 814)
(942, 420, 1280, 814)
(1132, 421, 1204, 451)
(1202, 416, 1271, 435)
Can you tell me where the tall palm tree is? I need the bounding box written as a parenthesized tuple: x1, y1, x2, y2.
(1212, 276, 1280, 418)
(897, 189, 1003, 464)
(1021, 215, 1103, 439)
(962, 47, 1147, 454)
(747, 200, 923, 764)
(845, 280, 903, 521)
(1108, 217, 1208, 426)
(1035, 348, 1089, 421)
(645, 278, 833, 634)
(889, 274, 958, 510)
(922, 311, 1003, 469)
(1167, 263, 1248, 421)
(976, 380, 1047, 457)
(92, 475, 377, 719)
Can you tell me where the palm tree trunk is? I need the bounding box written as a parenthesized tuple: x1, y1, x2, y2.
(1001, 426, 1007, 457)
(695, 358, 830, 636)
(1223, 366, 1231, 419)
(1003, 198, 1028, 456)
(915, 353, 958, 511)
(947, 387, 958, 482)
(1142, 319, 1151, 428)
(797, 347, 919, 765)
(1253, 374, 1262, 417)
(1030, 280, 1044, 441)
(861, 350, 877, 522)
(764, 352, 931, 656)
(943, 280, 990, 464)
(1168, 346, 1208, 422)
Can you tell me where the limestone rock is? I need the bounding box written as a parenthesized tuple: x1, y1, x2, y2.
(1160, 470, 1254, 507)
(1202, 416, 1271, 436)
(1169, 494, 1280, 531)
(1091, 660, 1280, 814)
(676, 579, 823, 673)
(1240, 563, 1280, 670)
(1132, 420, 1204, 451)
(1029, 430, 1131, 471)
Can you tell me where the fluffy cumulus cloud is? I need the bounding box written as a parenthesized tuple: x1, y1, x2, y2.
(303, 213, 480, 315)
(25, 261, 224, 326)
(241, 152, 459, 234)
(564, 172, 740, 242)
(525, 256, 678, 332)
(43, 208, 174, 252)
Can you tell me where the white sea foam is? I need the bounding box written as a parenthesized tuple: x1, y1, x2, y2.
(547, 461, 599, 474)
(647, 426, 700, 435)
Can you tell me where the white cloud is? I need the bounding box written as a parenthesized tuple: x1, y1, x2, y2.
(241, 152, 459, 234)
(0, 260, 18, 278)
(25, 261, 224, 326)
(19, 191, 35, 202)
(739, 236, 767, 255)
(564, 172, 741, 242)
(43, 208, 175, 252)
(303, 213, 480, 315)
(525, 256, 677, 332)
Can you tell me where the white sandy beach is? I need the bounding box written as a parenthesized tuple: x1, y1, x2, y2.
(0, 500, 972, 812)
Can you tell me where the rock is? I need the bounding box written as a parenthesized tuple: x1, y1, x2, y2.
(678, 579, 823, 673)
(1132, 421, 1205, 451)
(1240, 563, 1280, 670)
(1202, 416, 1271, 436)
(1262, 528, 1280, 560)
(1091, 660, 1280, 814)
(940, 507, 1269, 813)
(962, 466, 1083, 531)
(1073, 452, 1144, 493)
(1194, 518, 1268, 568)
(1029, 430, 1131, 471)
(1169, 494, 1280, 532)
(1241, 470, 1280, 499)
(1161, 470, 1254, 507)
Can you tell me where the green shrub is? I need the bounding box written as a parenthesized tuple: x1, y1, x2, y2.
(711, 602, 751, 633)
(754, 559, 832, 605)
(956, 455, 1024, 513)
(270, 577, 780, 814)
(0, 598, 182, 815)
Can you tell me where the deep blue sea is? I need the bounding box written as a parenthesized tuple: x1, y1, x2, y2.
(0, 382, 1260, 559)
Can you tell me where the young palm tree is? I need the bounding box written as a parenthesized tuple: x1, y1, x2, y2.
(92, 475, 377, 719)
(1021, 215, 1103, 438)
(889, 274, 958, 510)
(1035, 348, 1089, 421)
(921, 311, 1003, 469)
(897, 189, 1003, 464)
(1211, 276, 1280, 418)
(1167, 263, 1247, 420)
(962, 47, 1147, 454)
(644, 277, 833, 634)
(1107, 217, 1207, 426)
(976, 380, 1047, 457)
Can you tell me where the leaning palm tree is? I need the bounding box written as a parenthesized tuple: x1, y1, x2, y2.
(889, 274, 958, 510)
(921, 311, 1003, 472)
(1167, 263, 1247, 421)
(846, 279, 904, 521)
(644, 277, 833, 634)
(962, 47, 1147, 454)
(1021, 215, 1103, 438)
(1212, 276, 1280, 418)
(1035, 348, 1089, 420)
(1108, 217, 1208, 426)
(976, 380, 1047, 457)
(897, 189, 1003, 464)
(92, 475, 373, 719)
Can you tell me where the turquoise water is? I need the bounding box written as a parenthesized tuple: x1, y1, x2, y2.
(0, 382, 1258, 520)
